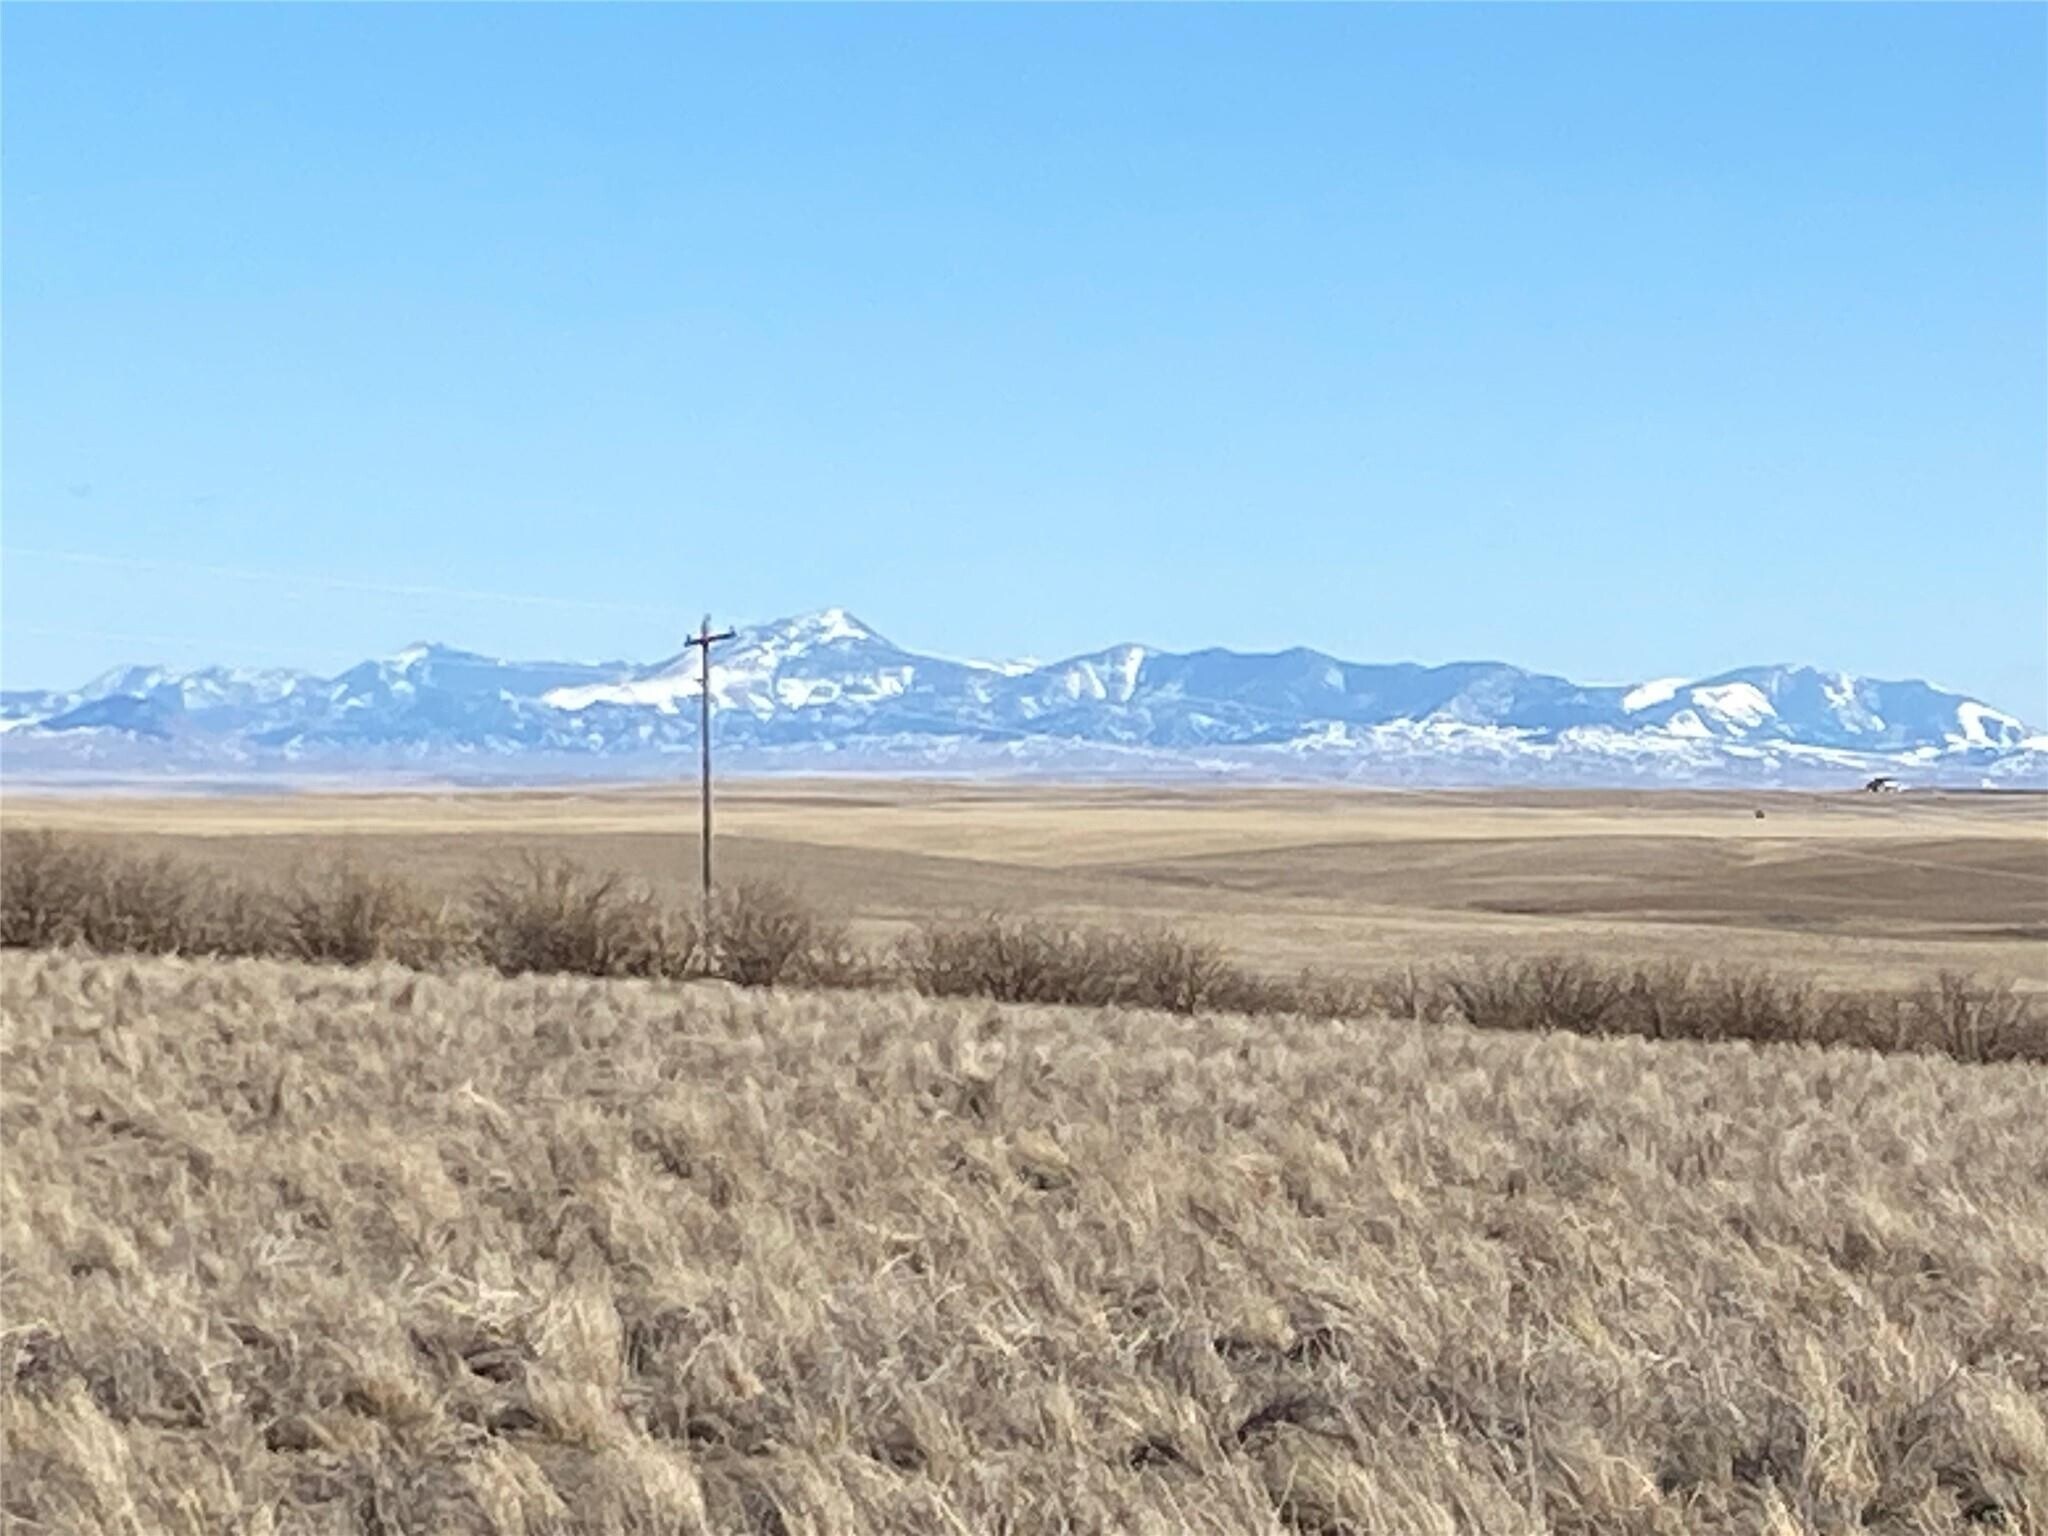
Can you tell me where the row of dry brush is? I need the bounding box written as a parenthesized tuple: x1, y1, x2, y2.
(3, 828, 2041, 1064)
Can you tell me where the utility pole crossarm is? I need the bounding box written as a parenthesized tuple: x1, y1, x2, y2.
(685, 615, 737, 939)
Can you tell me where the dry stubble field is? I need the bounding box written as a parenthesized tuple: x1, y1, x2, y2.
(4, 783, 2047, 1534)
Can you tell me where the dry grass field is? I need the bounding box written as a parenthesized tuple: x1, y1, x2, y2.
(7, 782, 2045, 990)
(5, 950, 2047, 1535)
(5, 783, 2046, 1533)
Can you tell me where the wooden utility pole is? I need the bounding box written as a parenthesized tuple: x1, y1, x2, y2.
(685, 614, 736, 936)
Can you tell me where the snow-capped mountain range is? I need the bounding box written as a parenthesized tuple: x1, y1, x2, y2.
(3, 608, 2041, 787)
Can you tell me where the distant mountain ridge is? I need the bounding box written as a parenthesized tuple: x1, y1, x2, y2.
(3, 607, 2041, 786)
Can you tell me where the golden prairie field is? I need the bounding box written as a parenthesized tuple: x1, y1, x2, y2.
(4, 949, 2047, 1535)
(4, 784, 2047, 1534)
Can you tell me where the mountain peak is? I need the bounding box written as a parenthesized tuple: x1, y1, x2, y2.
(770, 607, 884, 645)
(389, 640, 484, 664)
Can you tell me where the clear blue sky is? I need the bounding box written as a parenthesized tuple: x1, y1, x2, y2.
(5, 5, 2043, 716)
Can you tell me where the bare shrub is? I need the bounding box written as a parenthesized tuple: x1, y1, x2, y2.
(470, 854, 691, 979)
(1426, 957, 2046, 1066)
(900, 916, 1217, 1012)
(1902, 971, 2046, 1065)
(2, 829, 107, 949)
(899, 914, 1117, 1006)
(1363, 964, 1440, 1021)
(0, 829, 277, 957)
(1615, 962, 1818, 1046)
(1122, 926, 1246, 1013)
(171, 871, 284, 959)
(283, 861, 473, 969)
(899, 915, 1353, 1017)
(1446, 956, 1854, 1048)
(1440, 955, 1627, 1035)
(793, 926, 890, 990)
(707, 879, 848, 987)
(95, 849, 227, 955)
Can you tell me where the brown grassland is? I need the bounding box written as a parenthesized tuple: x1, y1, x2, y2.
(6, 953, 2048, 1534)
(3, 784, 2046, 1533)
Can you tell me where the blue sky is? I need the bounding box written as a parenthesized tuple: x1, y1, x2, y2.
(4, 5, 2043, 716)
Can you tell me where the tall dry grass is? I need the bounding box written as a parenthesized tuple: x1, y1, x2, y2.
(3, 950, 2045, 1533)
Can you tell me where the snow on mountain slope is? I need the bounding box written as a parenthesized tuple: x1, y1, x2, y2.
(1620, 677, 1686, 713)
(1951, 701, 2029, 749)
(1, 689, 78, 728)
(1615, 664, 2033, 754)
(1688, 682, 1775, 732)
(4, 609, 2039, 787)
(79, 664, 314, 711)
(544, 609, 971, 718)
